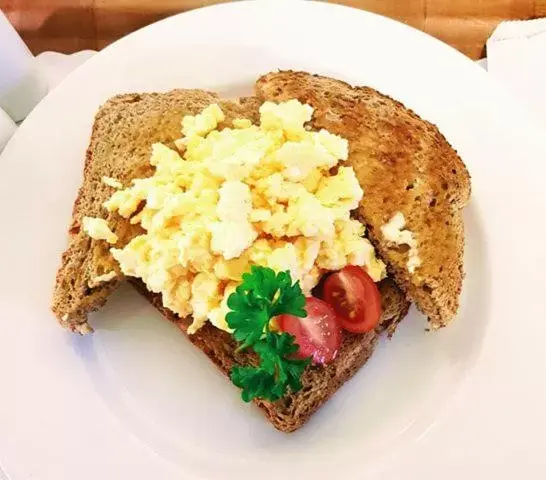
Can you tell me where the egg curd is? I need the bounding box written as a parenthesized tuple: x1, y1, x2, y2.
(84, 99, 386, 334)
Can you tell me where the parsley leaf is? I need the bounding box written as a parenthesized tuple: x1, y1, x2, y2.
(231, 332, 311, 402)
(226, 266, 311, 402)
(226, 265, 307, 351)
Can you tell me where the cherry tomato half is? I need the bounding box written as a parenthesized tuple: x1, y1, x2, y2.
(276, 297, 342, 365)
(322, 266, 382, 333)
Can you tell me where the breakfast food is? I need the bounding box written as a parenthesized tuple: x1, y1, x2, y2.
(103, 100, 386, 335)
(51, 72, 470, 432)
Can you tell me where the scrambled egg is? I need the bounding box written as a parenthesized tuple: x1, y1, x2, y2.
(84, 100, 386, 333)
(381, 212, 421, 273)
(82, 217, 118, 244)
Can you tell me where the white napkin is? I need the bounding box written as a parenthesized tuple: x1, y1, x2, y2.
(35, 50, 96, 90)
(486, 18, 546, 127)
(0, 51, 96, 154)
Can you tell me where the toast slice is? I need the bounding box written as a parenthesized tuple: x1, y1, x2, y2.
(52, 90, 261, 333)
(131, 277, 409, 433)
(255, 71, 471, 329)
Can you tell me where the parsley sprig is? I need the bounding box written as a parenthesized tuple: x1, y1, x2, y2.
(226, 266, 311, 402)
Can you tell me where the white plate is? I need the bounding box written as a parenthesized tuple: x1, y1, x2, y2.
(1, 1, 545, 479)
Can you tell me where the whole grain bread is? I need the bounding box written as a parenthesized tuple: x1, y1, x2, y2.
(51, 90, 261, 333)
(130, 277, 409, 433)
(255, 71, 471, 329)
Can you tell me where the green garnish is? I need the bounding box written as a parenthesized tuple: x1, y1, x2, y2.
(226, 266, 307, 349)
(226, 266, 311, 402)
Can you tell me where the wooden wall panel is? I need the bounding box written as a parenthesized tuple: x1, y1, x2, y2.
(327, 0, 426, 29)
(3, 0, 96, 52)
(94, 0, 228, 49)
